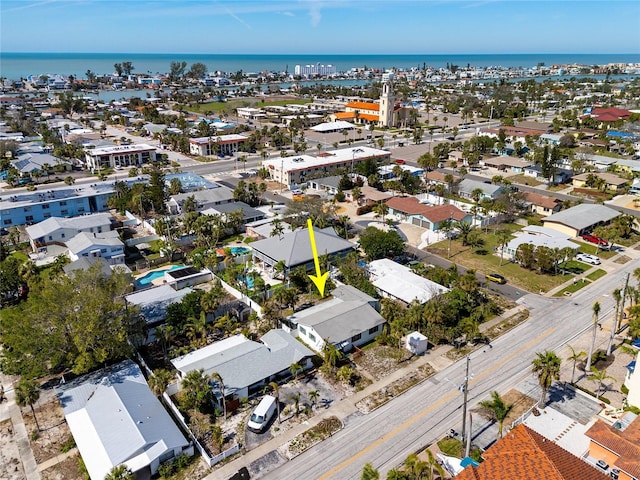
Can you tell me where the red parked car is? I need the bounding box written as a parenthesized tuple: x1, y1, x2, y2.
(582, 234, 609, 248)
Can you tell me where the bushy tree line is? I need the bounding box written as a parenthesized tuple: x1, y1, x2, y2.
(382, 267, 500, 345)
(0, 263, 144, 378)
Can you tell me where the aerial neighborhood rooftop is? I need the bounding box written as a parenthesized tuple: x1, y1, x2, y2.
(2, 55, 640, 480)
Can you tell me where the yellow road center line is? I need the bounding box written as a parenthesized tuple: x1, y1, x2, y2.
(319, 327, 556, 479)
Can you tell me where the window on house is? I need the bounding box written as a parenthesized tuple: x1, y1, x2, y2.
(299, 326, 306, 335)
(3, 219, 12, 225)
(60, 201, 67, 206)
(25, 215, 34, 222)
(309, 333, 316, 342)
(61, 210, 68, 215)
(23, 206, 31, 212)
(369, 326, 379, 334)
(351, 333, 362, 342)
(42, 204, 49, 209)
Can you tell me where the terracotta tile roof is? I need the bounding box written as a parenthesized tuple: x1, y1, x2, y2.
(334, 112, 356, 119)
(358, 113, 380, 122)
(345, 101, 379, 111)
(590, 107, 632, 120)
(457, 424, 609, 480)
(524, 192, 561, 210)
(385, 196, 468, 223)
(585, 419, 640, 478)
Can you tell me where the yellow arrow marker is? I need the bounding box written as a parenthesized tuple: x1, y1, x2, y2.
(307, 218, 330, 296)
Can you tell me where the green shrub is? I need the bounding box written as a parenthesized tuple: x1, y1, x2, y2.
(60, 437, 76, 453)
(30, 430, 39, 441)
(356, 204, 373, 215)
(625, 405, 640, 414)
(621, 384, 629, 395)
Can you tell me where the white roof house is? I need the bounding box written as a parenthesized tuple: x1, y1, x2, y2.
(502, 225, 579, 260)
(26, 212, 114, 250)
(125, 284, 194, 326)
(368, 258, 449, 304)
(56, 360, 191, 480)
(66, 230, 125, 265)
(171, 329, 315, 400)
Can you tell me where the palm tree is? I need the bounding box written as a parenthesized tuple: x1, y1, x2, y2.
(372, 202, 389, 222)
(180, 369, 212, 412)
(210, 371, 226, 420)
(323, 341, 342, 372)
(531, 350, 561, 407)
(361, 463, 380, 480)
(590, 368, 615, 399)
(477, 390, 514, 439)
(289, 362, 302, 380)
(566, 345, 586, 384)
(148, 369, 174, 397)
(424, 449, 446, 480)
(308, 389, 320, 408)
(607, 288, 622, 356)
(585, 301, 601, 372)
(496, 229, 512, 266)
(291, 392, 301, 416)
(15, 378, 41, 431)
(269, 381, 281, 424)
(105, 465, 135, 480)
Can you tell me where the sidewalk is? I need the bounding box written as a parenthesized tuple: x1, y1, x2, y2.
(0, 375, 40, 480)
(206, 305, 525, 480)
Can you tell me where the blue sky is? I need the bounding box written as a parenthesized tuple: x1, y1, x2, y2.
(2, 0, 639, 54)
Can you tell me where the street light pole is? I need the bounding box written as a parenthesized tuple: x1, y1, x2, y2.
(461, 355, 471, 446)
(280, 157, 284, 194)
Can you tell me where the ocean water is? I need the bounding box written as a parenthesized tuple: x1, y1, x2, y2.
(2, 52, 640, 81)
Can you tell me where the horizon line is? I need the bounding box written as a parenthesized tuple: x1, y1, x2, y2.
(4, 52, 639, 56)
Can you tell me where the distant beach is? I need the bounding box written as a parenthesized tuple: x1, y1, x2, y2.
(2, 52, 640, 80)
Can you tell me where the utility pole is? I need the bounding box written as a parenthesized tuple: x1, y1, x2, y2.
(461, 355, 471, 446)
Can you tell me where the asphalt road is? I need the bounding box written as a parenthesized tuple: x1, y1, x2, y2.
(259, 259, 630, 480)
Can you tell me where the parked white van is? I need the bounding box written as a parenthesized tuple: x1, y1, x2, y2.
(247, 395, 277, 432)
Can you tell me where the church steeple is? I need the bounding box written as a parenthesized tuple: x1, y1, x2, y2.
(379, 81, 395, 127)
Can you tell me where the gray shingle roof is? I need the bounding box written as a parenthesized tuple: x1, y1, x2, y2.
(543, 204, 620, 231)
(171, 330, 314, 395)
(65, 230, 122, 254)
(458, 178, 503, 196)
(251, 227, 355, 268)
(288, 286, 385, 344)
(26, 212, 113, 239)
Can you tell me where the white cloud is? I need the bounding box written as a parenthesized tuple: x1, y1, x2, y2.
(308, 2, 322, 26)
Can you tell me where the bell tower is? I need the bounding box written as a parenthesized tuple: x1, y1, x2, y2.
(379, 81, 395, 127)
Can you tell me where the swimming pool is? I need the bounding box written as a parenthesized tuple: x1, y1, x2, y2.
(136, 265, 184, 287)
(230, 246, 251, 255)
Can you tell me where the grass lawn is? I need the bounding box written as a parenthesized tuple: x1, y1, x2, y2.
(553, 278, 592, 297)
(586, 269, 607, 281)
(428, 224, 577, 293)
(570, 240, 618, 259)
(509, 174, 544, 187)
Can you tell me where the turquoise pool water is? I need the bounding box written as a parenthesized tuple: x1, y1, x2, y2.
(230, 246, 251, 255)
(136, 265, 184, 287)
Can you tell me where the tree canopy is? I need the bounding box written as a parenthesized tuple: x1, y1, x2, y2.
(0, 263, 143, 378)
(358, 227, 405, 260)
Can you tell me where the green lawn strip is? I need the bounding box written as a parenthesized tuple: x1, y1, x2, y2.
(508, 174, 545, 187)
(586, 269, 607, 281)
(430, 225, 573, 293)
(437, 437, 464, 457)
(553, 278, 592, 297)
(569, 240, 618, 259)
